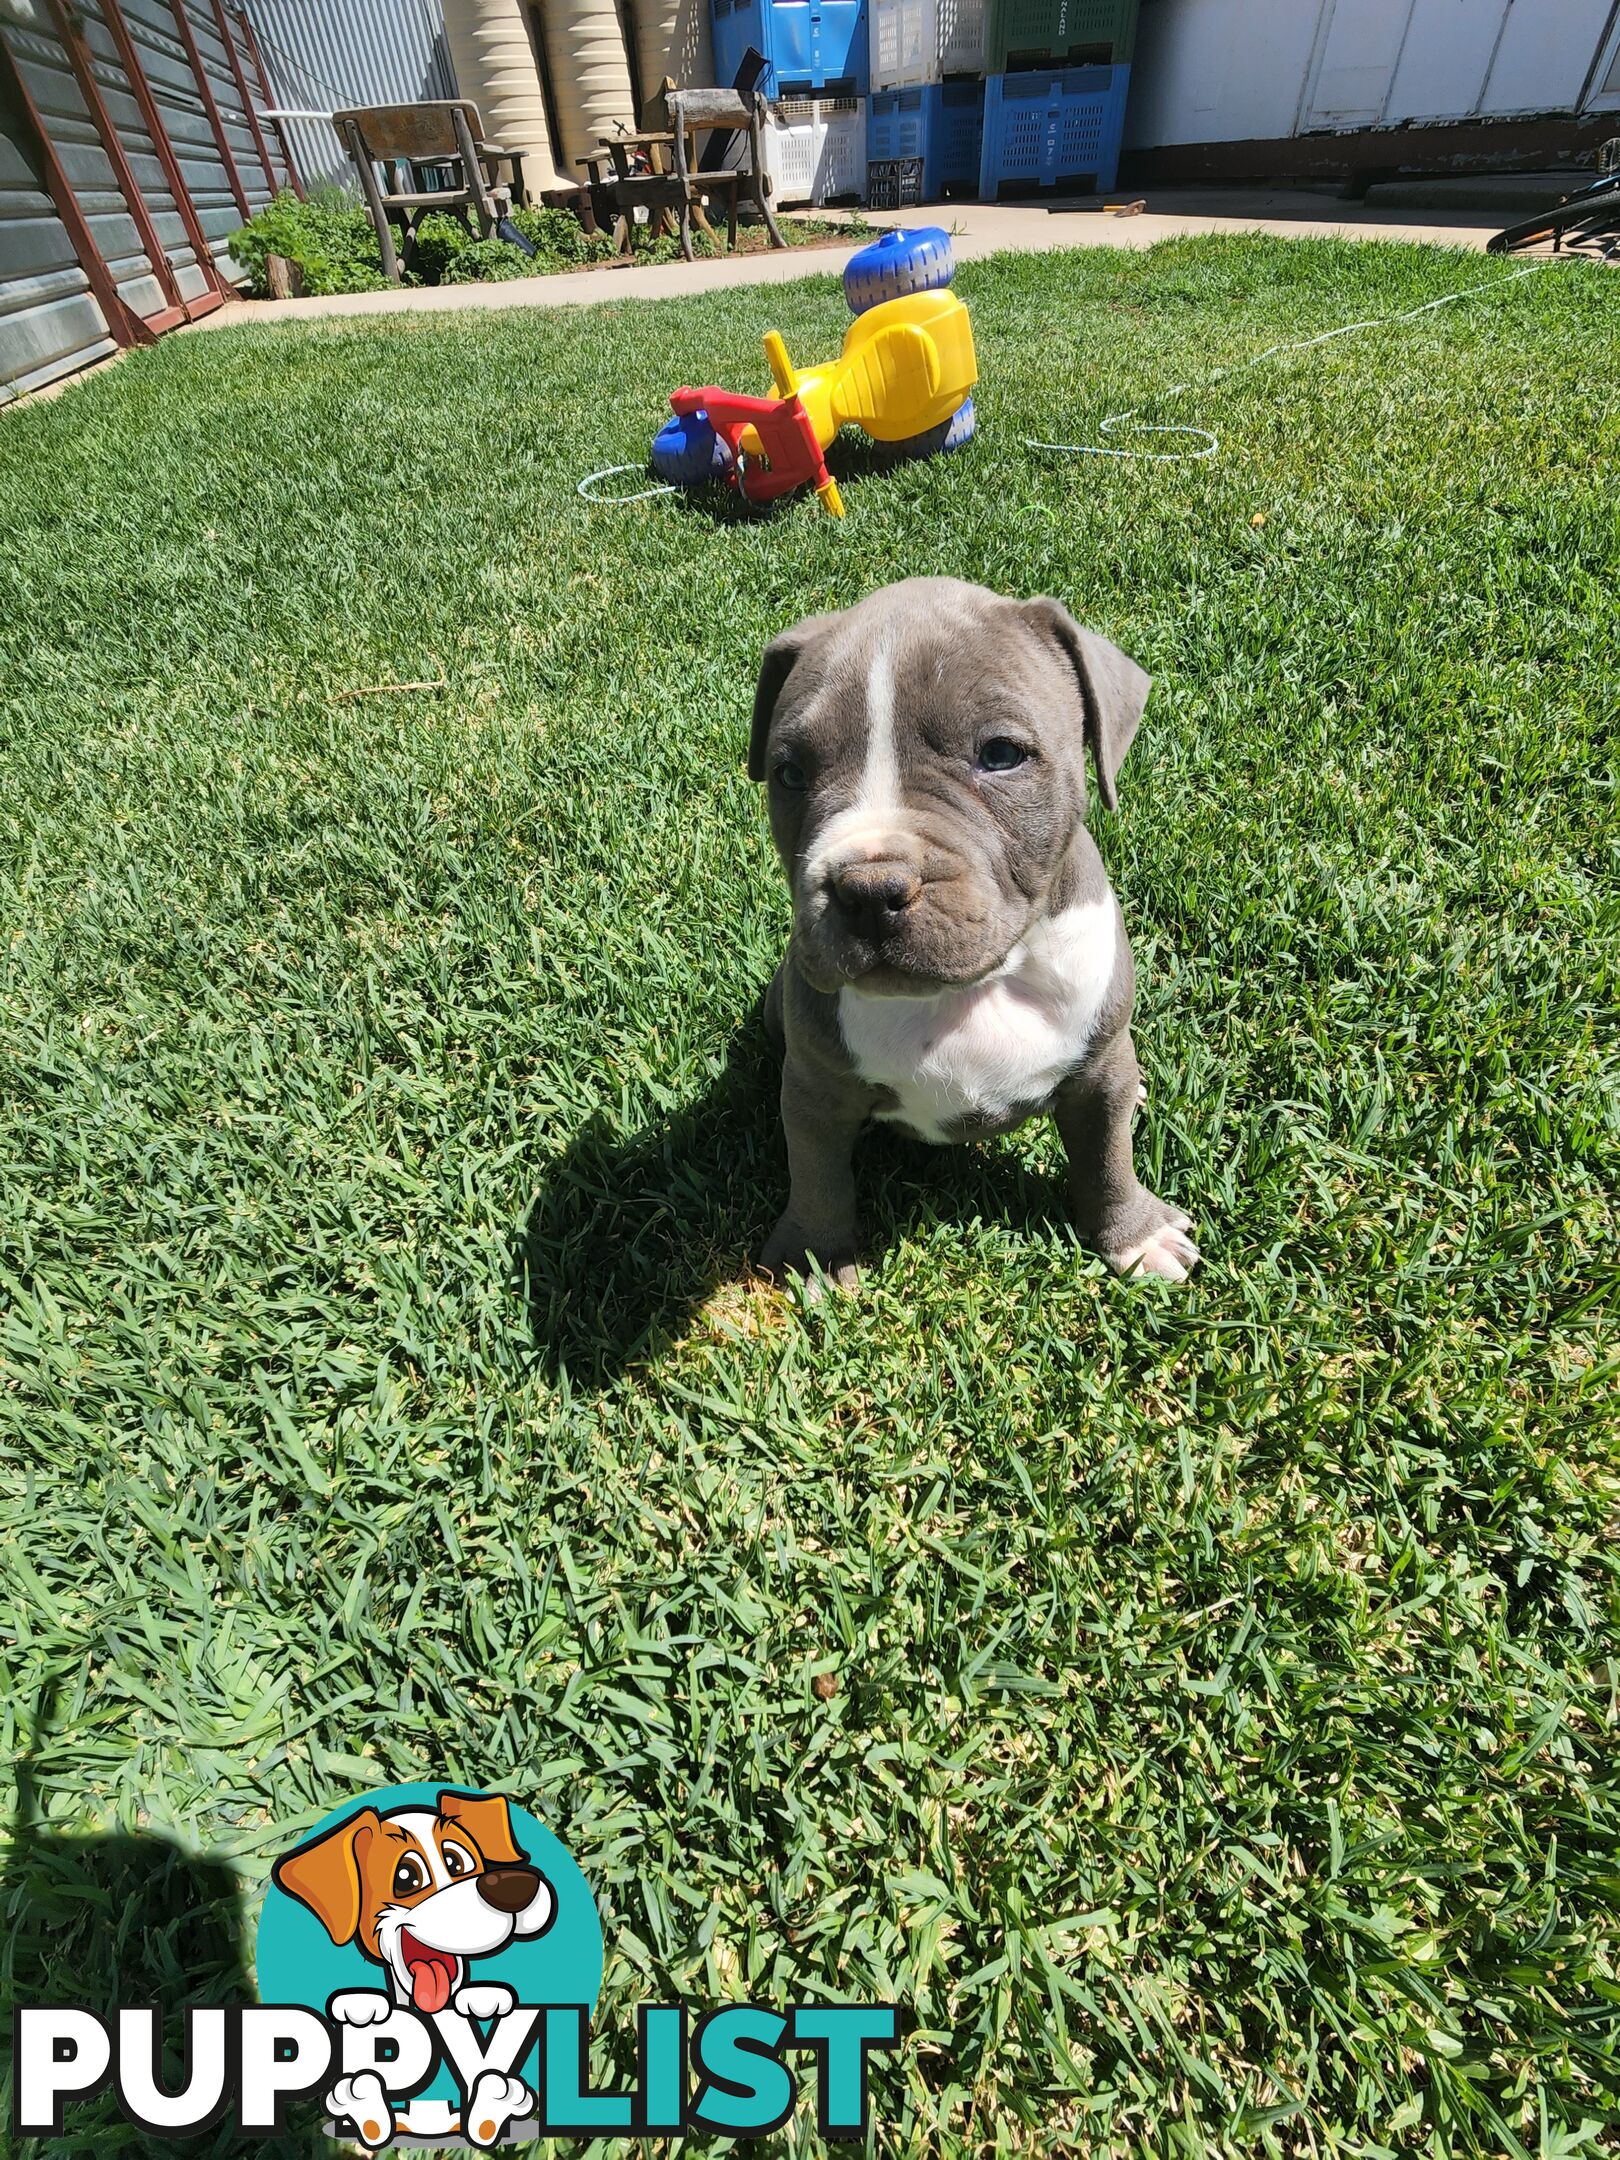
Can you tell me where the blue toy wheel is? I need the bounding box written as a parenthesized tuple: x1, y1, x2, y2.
(842, 226, 955, 315)
(886, 396, 976, 461)
(650, 410, 733, 486)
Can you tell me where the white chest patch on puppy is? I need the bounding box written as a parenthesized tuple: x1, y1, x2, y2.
(838, 896, 1118, 1142)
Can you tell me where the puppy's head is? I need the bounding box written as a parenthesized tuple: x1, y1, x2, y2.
(750, 578, 1149, 996)
(272, 1792, 555, 2013)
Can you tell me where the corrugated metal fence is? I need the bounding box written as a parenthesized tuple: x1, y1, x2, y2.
(247, 0, 454, 188)
(0, 0, 293, 402)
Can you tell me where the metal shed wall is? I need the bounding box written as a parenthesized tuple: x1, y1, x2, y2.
(0, 0, 283, 405)
(246, 0, 455, 186)
(4, 10, 172, 341)
(0, 52, 118, 398)
(178, 0, 290, 204)
(123, 0, 263, 270)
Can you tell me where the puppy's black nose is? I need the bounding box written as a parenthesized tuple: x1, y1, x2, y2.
(476, 1865, 541, 1913)
(829, 860, 921, 934)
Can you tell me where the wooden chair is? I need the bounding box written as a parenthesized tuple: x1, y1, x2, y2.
(575, 83, 786, 262)
(334, 101, 527, 284)
(670, 88, 786, 255)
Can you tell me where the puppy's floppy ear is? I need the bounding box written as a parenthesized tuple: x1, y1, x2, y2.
(748, 611, 839, 783)
(1021, 597, 1151, 813)
(438, 1790, 527, 1868)
(272, 1807, 381, 1945)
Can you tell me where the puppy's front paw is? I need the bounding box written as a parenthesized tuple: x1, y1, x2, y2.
(1105, 1204, 1199, 1283)
(329, 1991, 393, 2027)
(464, 2071, 534, 2149)
(453, 1981, 517, 2021)
(327, 2072, 394, 2149)
(759, 1216, 859, 1296)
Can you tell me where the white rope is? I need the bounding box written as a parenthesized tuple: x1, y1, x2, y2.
(576, 464, 680, 504)
(1023, 258, 1560, 464)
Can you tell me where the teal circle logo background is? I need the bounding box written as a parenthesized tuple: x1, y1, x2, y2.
(255, 1784, 602, 2103)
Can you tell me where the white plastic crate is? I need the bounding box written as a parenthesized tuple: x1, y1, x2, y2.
(939, 0, 989, 71)
(870, 0, 934, 85)
(750, 97, 868, 205)
(870, 0, 986, 83)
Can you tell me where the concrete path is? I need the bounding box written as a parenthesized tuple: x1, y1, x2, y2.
(188, 190, 1511, 331)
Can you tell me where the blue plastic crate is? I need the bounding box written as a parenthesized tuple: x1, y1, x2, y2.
(978, 63, 1128, 196)
(867, 80, 984, 199)
(712, 0, 869, 96)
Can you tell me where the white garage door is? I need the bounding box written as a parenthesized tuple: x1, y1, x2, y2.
(1303, 0, 1618, 132)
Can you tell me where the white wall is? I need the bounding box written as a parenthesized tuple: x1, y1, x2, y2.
(1474, 0, 1616, 114)
(1125, 0, 1620, 149)
(1125, 0, 1326, 149)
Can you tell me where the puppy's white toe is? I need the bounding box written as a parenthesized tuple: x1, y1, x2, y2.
(1108, 1218, 1199, 1282)
(464, 2071, 534, 2148)
(328, 2072, 393, 2149)
(453, 1982, 517, 2021)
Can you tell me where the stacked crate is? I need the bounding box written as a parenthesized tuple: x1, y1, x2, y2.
(978, 0, 1135, 198)
(711, 0, 868, 205)
(866, 0, 988, 208)
(865, 0, 1132, 204)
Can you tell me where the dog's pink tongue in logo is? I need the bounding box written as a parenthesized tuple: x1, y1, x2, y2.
(401, 1933, 457, 2014)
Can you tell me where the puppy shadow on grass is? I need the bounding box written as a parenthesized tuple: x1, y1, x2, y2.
(514, 998, 1071, 1387)
(3, 1740, 323, 2159)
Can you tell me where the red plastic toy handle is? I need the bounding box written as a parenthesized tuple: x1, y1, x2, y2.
(670, 384, 831, 504)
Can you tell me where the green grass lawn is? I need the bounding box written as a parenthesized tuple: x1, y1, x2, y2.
(1, 235, 1617, 2157)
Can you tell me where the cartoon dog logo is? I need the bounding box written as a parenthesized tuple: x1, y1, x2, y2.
(273, 1790, 556, 2147)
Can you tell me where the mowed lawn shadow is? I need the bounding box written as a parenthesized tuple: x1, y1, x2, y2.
(515, 998, 1075, 1385)
(3, 1749, 324, 2158)
(515, 1010, 783, 1382)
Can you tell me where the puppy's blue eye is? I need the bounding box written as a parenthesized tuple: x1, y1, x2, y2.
(977, 738, 1028, 772)
(774, 759, 808, 791)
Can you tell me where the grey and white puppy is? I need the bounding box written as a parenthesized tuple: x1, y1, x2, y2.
(752, 576, 1198, 1289)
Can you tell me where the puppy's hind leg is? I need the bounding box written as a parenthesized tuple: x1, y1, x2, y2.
(464, 2072, 535, 2149)
(1053, 1031, 1198, 1282)
(327, 2072, 395, 2151)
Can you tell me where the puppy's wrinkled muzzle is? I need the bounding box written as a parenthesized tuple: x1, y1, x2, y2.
(798, 857, 1010, 996)
(827, 858, 921, 940)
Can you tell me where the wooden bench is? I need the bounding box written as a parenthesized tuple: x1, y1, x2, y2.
(334, 101, 527, 284)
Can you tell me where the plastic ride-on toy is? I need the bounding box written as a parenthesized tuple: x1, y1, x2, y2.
(650, 227, 977, 516)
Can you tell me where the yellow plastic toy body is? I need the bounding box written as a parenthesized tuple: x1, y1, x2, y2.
(746, 289, 977, 462)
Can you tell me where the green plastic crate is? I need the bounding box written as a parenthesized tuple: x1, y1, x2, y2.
(986, 0, 1137, 71)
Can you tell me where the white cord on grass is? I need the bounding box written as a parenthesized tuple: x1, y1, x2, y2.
(1023, 258, 1559, 464)
(577, 463, 679, 503)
